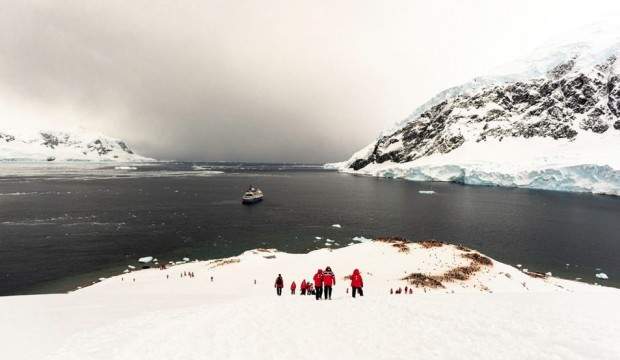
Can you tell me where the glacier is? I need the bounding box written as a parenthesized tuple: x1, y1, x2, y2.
(331, 162, 620, 196)
(328, 22, 620, 196)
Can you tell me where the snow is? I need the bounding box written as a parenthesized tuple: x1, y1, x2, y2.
(352, 236, 372, 243)
(0, 128, 153, 162)
(387, 20, 620, 135)
(1, 241, 619, 360)
(596, 273, 609, 279)
(331, 131, 620, 196)
(327, 22, 620, 196)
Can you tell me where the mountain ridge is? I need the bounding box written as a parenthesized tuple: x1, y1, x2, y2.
(0, 129, 153, 162)
(329, 25, 620, 195)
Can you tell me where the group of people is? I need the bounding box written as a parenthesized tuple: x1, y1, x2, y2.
(180, 271, 196, 278)
(274, 267, 364, 300)
(391, 286, 413, 294)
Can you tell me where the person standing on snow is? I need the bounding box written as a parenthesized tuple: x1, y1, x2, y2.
(350, 269, 364, 298)
(322, 266, 336, 300)
(313, 269, 324, 300)
(300, 279, 307, 295)
(290, 281, 297, 295)
(274, 274, 284, 296)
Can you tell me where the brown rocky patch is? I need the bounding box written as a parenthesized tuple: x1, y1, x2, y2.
(456, 244, 472, 252)
(375, 236, 410, 253)
(462, 253, 493, 266)
(401, 249, 494, 288)
(419, 240, 444, 249)
(375, 236, 409, 243)
(209, 258, 241, 268)
(401, 273, 444, 288)
(440, 264, 480, 281)
(525, 271, 547, 279)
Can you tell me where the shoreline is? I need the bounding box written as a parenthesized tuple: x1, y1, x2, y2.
(326, 162, 620, 197)
(4, 237, 616, 297)
(51, 239, 620, 296)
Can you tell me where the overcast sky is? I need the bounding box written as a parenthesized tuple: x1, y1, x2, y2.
(1, 1, 620, 162)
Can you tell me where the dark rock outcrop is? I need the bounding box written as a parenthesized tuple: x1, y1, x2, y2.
(349, 55, 619, 170)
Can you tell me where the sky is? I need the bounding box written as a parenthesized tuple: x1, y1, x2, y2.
(1, 1, 620, 162)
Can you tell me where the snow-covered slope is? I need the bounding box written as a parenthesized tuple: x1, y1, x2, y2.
(0, 129, 153, 162)
(329, 24, 620, 195)
(1, 240, 618, 360)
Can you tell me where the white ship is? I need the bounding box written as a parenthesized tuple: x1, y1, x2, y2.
(241, 186, 264, 204)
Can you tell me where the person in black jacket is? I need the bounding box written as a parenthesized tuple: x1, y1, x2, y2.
(274, 274, 284, 296)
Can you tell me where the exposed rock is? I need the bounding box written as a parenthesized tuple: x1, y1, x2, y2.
(348, 54, 619, 171)
(0, 130, 151, 161)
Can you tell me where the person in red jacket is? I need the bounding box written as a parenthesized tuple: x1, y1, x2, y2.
(300, 279, 307, 295)
(274, 274, 284, 296)
(313, 269, 324, 300)
(322, 266, 336, 300)
(290, 281, 297, 295)
(350, 269, 363, 298)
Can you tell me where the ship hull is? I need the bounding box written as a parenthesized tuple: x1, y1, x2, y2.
(242, 196, 263, 204)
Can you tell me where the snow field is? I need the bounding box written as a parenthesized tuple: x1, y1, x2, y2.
(1, 241, 619, 360)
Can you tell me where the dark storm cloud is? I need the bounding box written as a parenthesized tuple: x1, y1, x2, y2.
(0, 1, 387, 162)
(1, 1, 618, 162)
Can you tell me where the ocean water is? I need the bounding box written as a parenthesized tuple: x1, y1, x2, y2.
(0, 162, 619, 295)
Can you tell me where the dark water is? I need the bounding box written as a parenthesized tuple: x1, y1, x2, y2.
(1, 162, 619, 295)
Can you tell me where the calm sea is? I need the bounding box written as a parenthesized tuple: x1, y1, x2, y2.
(0, 162, 618, 295)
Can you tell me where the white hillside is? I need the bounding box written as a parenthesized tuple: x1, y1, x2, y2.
(0, 129, 153, 162)
(329, 23, 620, 195)
(1, 240, 618, 360)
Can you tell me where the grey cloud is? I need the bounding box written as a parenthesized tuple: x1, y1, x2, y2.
(1, 1, 619, 162)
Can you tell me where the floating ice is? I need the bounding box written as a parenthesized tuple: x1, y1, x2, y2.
(127, 265, 136, 269)
(315, 236, 322, 240)
(352, 236, 372, 243)
(182, 257, 190, 262)
(545, 272, 552, 276)
(595, 273, 609, 279)
(516, 264, 522, 268)
(115, 166, 138, 170)
(138, 256, 153, 263)
(332, 224, 342, 228)
(418, 190, 435, 194)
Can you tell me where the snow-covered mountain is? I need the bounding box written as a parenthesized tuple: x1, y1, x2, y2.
(0, 129, 154, 162)
(329, 24, 620, 195)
